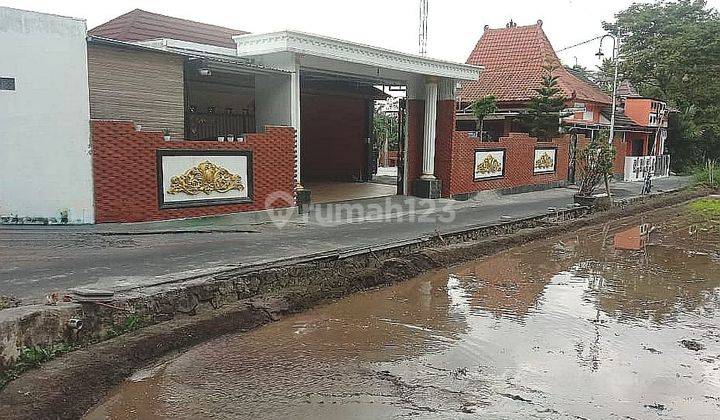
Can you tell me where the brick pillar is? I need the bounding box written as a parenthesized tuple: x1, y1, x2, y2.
(434, 100, 455, 197)
(406, 99, 424, 195)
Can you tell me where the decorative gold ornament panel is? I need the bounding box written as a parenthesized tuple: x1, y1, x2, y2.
(533, 148, 557, 174)
(167, 161, 245, 195)
(535, 153, 554, 169)
(157, 150, 253, 209)
(476, 155, 502, 174)
(474, 149, 505, 180)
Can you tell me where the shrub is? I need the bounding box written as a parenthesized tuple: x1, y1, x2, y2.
(576, 131, 616, 196)
(692, 160, 719, 188)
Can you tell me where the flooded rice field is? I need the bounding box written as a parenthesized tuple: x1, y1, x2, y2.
(87, 205, 720, 419)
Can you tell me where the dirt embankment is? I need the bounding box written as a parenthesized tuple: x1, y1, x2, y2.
(0, 187, 711, 420)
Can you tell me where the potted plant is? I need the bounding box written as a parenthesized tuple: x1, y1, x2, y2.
(162, 128, 171, 141)
(574, 130, 616, 210)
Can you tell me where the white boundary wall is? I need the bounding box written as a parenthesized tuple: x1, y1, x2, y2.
(623, 155, 671, 182)
(0, 7, 94, 223)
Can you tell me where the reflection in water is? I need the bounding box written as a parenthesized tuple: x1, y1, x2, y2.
(613, 224, 650, 250)
(87, 207, 720, 419)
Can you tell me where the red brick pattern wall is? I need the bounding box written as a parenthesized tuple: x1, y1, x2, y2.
(406, 100, 425, 195)
(301, 94, 367, 181)
(434, 100, 456, 197)
(446, 132, 571, 196)
(92, 120, 296, 223)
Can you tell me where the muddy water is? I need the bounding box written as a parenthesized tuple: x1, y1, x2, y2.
(87, 207, 720, 419)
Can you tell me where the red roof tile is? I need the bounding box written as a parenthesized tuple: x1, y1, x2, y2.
(88, 9, 248, 49)
(459, 22, 611, 105)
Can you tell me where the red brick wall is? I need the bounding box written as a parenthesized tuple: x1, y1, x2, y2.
(406, 100, 424, 195)
(434, 100, 456, 197)
(300, 94, 367, 182)
(446, 132, 571, 196)
(92, 120, 296, 223)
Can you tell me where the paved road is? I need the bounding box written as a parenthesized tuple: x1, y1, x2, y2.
(0, 177, 692, 303)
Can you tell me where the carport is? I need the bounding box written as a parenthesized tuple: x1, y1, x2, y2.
(233, 30, 481, 203)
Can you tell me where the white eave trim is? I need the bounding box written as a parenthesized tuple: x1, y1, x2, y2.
(232, 30, 483, 81)
(128, 38, 289, 74)
(133, 38, 238, 57)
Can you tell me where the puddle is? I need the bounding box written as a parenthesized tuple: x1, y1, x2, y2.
(86, 208, 720, 419)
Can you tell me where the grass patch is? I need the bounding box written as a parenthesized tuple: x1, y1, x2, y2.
(692, 163, 720, 188)
(0, 295, 20, 310)
(689, 198, 720, 217)
(0, 343, 75, 390)
(105, 313, 145, 339)
(0, 313, 148, 390)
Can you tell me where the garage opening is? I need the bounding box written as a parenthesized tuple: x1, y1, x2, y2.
(300, 76, 402, 204)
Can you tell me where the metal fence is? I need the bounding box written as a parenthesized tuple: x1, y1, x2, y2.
(185, 112, 255, 141)
(623, 155, 670, 182)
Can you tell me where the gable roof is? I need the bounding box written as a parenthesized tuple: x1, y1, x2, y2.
(616, 79, 641, 98)
(88, 9, 248, 49)
(459, 21, 611, 105)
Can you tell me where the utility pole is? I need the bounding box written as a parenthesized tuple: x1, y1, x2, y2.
(596, 34, 621, 202)
(596, 34, 620, 145)
(419, 0, 428, 56)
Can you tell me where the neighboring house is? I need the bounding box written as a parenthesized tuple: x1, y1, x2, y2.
(457, 20, 612, 138)
(572, 86, 670, 179)
(0, 7, 94, 224)
(456, 20, 670, 181)
(88, 8, 249, 48)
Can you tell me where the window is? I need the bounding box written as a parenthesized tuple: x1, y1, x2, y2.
(0, 77, 15, 91)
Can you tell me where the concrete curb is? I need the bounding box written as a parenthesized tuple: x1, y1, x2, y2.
(0, 187, 709, 419)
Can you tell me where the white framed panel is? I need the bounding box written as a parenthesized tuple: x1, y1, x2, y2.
(474, 149, 505, 180)
(157, 150, 252, 209)
(534, 148, 557, 174)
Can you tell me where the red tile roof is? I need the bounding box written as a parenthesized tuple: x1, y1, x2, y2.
(459, 22, 611, 105)
(88, 9, 248, 49)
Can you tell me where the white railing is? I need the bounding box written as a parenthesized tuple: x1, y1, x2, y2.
(624, 155, 670, 182)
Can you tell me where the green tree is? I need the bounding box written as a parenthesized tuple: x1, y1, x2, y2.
(593, 58, 618, 95)
(522, 64, 570, 141)
(603, 0, 720, 170)
(470, 95, 498, 140)
(373, 110, 398, 151)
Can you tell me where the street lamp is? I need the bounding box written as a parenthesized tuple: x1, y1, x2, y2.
(596, 34, 620, 145)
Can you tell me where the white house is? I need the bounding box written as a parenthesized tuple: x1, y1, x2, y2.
(0, 7, 94, 224)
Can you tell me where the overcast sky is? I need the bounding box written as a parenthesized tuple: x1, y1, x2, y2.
(3, 0, 719, 69)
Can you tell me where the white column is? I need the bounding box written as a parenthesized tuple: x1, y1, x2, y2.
(421, 81, 438, 180)
(290, 65, 301, 186)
